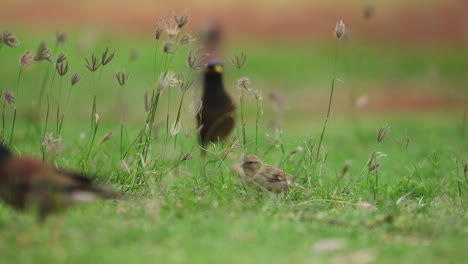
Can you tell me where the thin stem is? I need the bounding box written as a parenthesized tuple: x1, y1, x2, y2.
(173, 92, 186, 148)
(461, 87, 466, 157)
(59, 83, 74, 135)
(86, 73, 97, 162)
(255, 96, 260, 155)
(153, 40, 159, 84)
(56, 77, 63, 135)
(41, 96, 50, 162)
(36, 67, 52, 117)
(9, 107, 16, 145)
(120, 85, 124, 159)
(1, 101, 5, 144)
(240, 87, 246, 153)
(315, 38, 340, 162)
(87, 95, 97, 161)
(16, 67, 22, 96)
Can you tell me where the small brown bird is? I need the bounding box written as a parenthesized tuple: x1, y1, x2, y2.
(240, 155, 301, 193)
(197, 61, 235, 154)
(0, 145, 116, 221)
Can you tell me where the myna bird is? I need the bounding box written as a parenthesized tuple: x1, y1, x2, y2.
(0, 145, 117, 221)
(240, 155, 303, 193)
(197, 61, 235, 154)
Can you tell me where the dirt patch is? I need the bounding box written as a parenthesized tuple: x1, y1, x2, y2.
(1, 1, 468, 44)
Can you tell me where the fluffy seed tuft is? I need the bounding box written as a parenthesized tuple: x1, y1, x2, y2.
(102, 47, 116, 66)
(116, 70, 130, 86)
(230, 52, 247, 69)
(335, 19, 346, 39)
(34, 42, 52, 62)
(173, 11, 189, 29)
(71, 72, 82, 86)
(1, 31, 20, 47)
(84, 53, 101, 72)
(19, 51, 35, 68)
(3, 90, 15, 104)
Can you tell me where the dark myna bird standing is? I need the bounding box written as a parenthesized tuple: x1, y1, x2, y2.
(197, 61, 235, 154)
(0, 145, 116, 221)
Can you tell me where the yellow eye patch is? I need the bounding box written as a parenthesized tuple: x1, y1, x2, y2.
(213, 65, 223, 74)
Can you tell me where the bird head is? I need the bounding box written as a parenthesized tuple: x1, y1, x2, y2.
(241, 155, 263, 177)
(205, 61, 223, 75)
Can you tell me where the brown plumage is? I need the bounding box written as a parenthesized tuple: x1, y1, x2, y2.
(200, 20, 223, 63)
(197, 61, 235, 154)
(240, 155, 302, 193)
(0, 145, 116, 221)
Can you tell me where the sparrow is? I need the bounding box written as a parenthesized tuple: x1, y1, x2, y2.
(240, 155, 302, 193)
(197, 61, 235, 154)
(0, 145, 117, 221)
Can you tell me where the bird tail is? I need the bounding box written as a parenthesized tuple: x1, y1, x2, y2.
(70, 183, 120, 204)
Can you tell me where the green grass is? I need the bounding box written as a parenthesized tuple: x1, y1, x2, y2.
(0, 29, 467, 263)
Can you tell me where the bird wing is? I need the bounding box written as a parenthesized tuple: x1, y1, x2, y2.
(263, 164, 293, 183)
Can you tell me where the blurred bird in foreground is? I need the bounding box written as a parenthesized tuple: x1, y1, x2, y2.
(200, 19, 223, 63)
(0, 145, 117, 221)
(197, 61, 236, 155)
(240, 155, 303, 193)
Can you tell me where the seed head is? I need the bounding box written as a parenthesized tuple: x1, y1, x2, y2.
(368, 163, 380, 172)
(55, 53, 68, 76)
(155, 18, 165, 40)
(1, 31, 20, 48)
(19, 51, 35, 68)
(34, 42, 52, 63)
(42, 132, 62, 154)
(163, 41, 176, 54)
(177, 73, 195, 93)
(56, 52, 67, 64)
(99, 131, 114, 144)
(94, 113, 100, 126)
(230, 51, 247, 69)
(255, 89, 264, 116)
(3, 90, 15, 104)
(156, 71, 178, 93)
(182, 152, 193, 161)
(171, 121, 181, 136)
(363, 5, 375, 21)
(237, 77, 251, 91)
(173, 11, 189, 29)
(144, 89, 153, 112)
(71, 72, 82, 86)
(291, 146, 304, 155)
(335, 19, 346, 39)
(179, 33, 196, 45)
(187, 49, 207, 71)
(377, 124, 389, 142)
(102, 47, 116, 66)
(165, 22, 180, 38)
(116, 70, 130, 86)
(340, 160, 352, 177)
(129, 49, 139, 61)
(268, 91, 287, 113)
(355, 94, 369, 109)
(84, 53, 101, 72)
(56, 31, 68, 46)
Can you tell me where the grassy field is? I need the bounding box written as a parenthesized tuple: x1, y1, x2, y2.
(0, 23, 467, 264)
